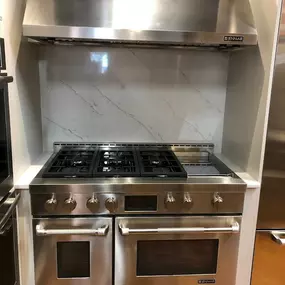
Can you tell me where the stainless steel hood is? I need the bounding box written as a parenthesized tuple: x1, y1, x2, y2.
(23, 0, 258, 48)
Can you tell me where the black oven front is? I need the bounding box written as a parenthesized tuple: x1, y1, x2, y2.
(0, 36, 20, 285)
(0, 76, 13, 202)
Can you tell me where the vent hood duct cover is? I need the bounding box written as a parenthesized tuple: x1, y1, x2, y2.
(23, 0, 258, 47)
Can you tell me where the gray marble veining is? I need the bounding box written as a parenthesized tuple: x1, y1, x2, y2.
(39, 46, 229, 151)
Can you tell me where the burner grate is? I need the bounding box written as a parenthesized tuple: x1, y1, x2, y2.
(137, 148, 187, 178)
(42, 148, 97, 178)
(93, 148, 140, 177)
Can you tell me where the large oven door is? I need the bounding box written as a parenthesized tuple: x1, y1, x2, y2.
(0, 77, 13, 204)
(33, 218, 112, 285)
(115, 216, 241, 285)
(0, 189, 20, 285)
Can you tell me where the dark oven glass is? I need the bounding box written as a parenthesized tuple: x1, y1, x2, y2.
(0, 216, 17, 285)
(57, 241, 91, 278)
(137, 239, 219, 276)
(0, 38, 6, 70)
(0, 84, 13, 199)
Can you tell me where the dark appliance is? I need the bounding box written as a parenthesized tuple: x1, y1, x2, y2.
(30, 143, 246, 285)
(0, 36, 20, 285)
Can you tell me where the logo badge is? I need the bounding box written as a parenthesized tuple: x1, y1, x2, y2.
(224, 36, 244, 42)
(198, 279, 216, 284)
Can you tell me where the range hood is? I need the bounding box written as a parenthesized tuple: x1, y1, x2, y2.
(23, 0, 258, 48)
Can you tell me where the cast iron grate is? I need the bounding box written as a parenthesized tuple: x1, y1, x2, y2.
(42, 147, 97, 178)
(137, 148, 187, 178)
(93, 148, 140, 177)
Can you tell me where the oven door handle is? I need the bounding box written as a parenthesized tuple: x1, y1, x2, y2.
(0, 192, 21, 232)
(119, 222, 240, 235)
(36, 224, 109, 236)
(271, 231, 285, 245)
(0, 74, 13, 87)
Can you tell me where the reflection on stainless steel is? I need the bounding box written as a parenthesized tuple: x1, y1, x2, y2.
(36, 224, 109, 236)
(252, 5, 285, 285)
(257, 11, 285, 229)
(0, 189, 20, 231)
(115, 216, 241, 285)
(23, 0, 257, 47)
(31, 142, 245, 285)
(271, 231, 285, 245)
(33, 218, 112, 285)
(118, 222, 240, 235)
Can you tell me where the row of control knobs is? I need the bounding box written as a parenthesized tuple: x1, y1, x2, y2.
(164, 192, 223, 210)
(45, 193, 118, 213)
(45, 192, 224, 213)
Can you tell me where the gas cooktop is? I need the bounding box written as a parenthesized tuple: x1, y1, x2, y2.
(42, 146, 187, 178)
(30, 143, 247, 217)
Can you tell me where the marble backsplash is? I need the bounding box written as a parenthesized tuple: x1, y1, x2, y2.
(39, 46, 229, 152)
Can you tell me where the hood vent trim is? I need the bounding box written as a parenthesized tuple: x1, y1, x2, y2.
(23, 0, 258, 48)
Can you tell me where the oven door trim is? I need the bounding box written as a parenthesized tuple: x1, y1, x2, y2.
(33, 217, 112, 285)
(0, 189, 20, 285)
(0, 80, 13, 205)
(115, 216, 242, 285)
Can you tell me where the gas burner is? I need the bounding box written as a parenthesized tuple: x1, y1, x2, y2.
(42, 148, 97, 178)
(137, 148, 187, 178)
(93, 148, 140, 177)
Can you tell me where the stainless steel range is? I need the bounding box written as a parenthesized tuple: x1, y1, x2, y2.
(30, 143, 246, 285)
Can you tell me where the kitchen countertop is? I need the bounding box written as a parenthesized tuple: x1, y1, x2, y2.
(215, 153, 260, 189)
(15, 152, 52, 189)
(15, 152, 260, 190)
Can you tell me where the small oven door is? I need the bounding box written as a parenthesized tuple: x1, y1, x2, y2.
(33, 217, 112, 285)
(115, 216, 241, 285)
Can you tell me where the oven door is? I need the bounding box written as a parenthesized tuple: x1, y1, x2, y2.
(115, 216, 241, 285)
(33, 217, 112, 285)
(0, 74, 13, 204)
(0, 189, 21, 285)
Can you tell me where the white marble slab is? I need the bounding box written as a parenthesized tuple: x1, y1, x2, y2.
(39, 46, 229, 152)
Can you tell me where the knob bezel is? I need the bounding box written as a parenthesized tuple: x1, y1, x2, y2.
(164, 192, 176, 211)
(105, 197, 118, 213)
(183, 193, 193, 209)
(45, 194, 57, 213)
(212, 192, 223, 208)
(87, 194, 100, 212)
(64, 195, 77, 212)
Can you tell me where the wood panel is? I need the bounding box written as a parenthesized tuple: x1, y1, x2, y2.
(251, 232, 285, 285)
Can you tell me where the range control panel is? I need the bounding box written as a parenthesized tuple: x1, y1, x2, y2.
(31, 192, 245, 216)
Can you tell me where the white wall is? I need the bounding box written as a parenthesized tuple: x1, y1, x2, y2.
(3, 0, 42, 181)
(3, 1, 42, 285)
(39, 46, 229, 152)
(223, 0, 282, 182)
(221, 1, 283, 285)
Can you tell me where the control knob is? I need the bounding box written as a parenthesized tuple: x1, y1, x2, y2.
(87, 194, 100, 212)
(212, 193, 223, 209)
(183, 193, 193, 209)
(64, 195, 77, 212)
(165, 193, 176, 211)
(105, 197, 118, 213)
(45, 194, 57, 212)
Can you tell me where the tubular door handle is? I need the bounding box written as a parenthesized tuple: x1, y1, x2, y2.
(36, 224, 109, 236)
(271, 231, 285, 245)
(119, 222, 240, 235)
(0, 192, 20, 231)
(0, 75, 13, 86)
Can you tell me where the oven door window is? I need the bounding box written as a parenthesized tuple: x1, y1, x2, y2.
(136, 239, 219, 276)
(57, 241, 90, 278)
(0, 87, 9, 184)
